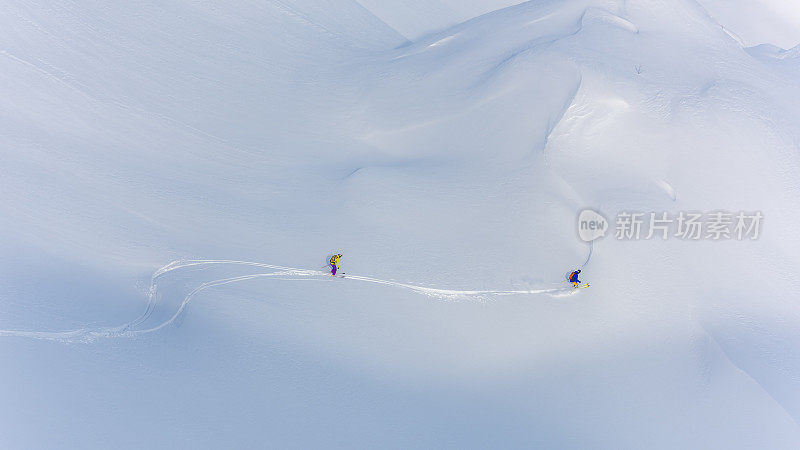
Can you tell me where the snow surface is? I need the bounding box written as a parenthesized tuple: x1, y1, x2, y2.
(696, 0, 800, 49)
(352, 0, 526, 40)
(2, 0, 800, 448)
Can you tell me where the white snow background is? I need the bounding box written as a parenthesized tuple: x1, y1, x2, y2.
(1, 0, 800, 448)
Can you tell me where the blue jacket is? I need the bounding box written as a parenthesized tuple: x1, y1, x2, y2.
(569, 271, 580, 282)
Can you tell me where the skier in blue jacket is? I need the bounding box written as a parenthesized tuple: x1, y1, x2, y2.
(568, 269, 582, 287)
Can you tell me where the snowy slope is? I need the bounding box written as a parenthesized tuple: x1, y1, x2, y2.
(354, 0, 526, 40)
(696, 0, 800, 48)
(2, 0, 800, 448)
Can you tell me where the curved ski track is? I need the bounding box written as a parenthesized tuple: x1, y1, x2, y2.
(0, 259, 579, 342)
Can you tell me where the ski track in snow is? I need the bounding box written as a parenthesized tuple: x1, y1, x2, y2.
(0, 259, 579, 343)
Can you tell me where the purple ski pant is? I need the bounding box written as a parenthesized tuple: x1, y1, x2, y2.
(330, 264, 337, 275)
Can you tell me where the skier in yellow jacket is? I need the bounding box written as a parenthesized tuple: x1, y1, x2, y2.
(329, 254, 342, 276)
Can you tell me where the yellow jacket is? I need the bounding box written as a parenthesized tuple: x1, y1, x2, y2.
(330, 254, 340, 268)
